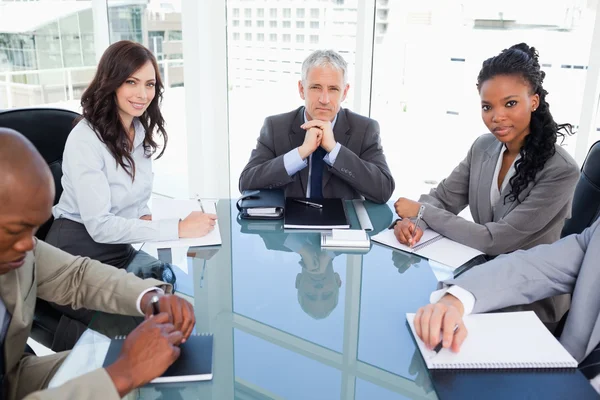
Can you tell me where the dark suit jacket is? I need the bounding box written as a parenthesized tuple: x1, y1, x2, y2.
(239, 107, 395, 204)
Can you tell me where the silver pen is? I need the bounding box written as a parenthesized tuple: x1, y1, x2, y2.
(197, 198, 205, 213)
(293, 199, 323, 209)
(411, 205, 425, 245)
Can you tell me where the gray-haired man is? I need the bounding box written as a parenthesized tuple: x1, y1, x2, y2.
(239, 49, 395, 204)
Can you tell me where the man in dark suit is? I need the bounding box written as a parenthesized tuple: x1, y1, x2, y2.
(239, 49, 395, 204)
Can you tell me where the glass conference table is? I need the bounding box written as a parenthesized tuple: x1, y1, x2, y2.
(49, 199, 459, 400)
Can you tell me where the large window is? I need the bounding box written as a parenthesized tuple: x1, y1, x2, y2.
(370, 0, 598, 200)
(107, 0, 188, 198)
(0, 0, 96, 110)
(227, 0, 360, 197)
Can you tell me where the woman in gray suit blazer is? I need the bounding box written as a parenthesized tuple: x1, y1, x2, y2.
(393, 43, 579, 258)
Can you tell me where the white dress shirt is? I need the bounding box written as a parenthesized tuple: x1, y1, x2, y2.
(282, 108, 341, 198)
(53, 119, 179, 244)
(490, 145, 519, 209)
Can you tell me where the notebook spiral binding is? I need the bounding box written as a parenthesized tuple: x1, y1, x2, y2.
(432, 361, 576, 369)
(413, 234, 444, 252)
(113, 333, 212, 340)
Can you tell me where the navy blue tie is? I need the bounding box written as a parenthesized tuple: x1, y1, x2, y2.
(310, 147, 327, 199)
(579, 340, 600, 379)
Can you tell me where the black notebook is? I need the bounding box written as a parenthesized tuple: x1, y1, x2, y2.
(284, 198, 350, 229)
(102, 333, 214, 383)
(237, 189, 285, 219)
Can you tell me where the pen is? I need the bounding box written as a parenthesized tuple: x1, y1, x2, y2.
(429, 325, 459, 358)
(411, 205, 425, 245)
(150, 294, 160, 315)
(293, 199, 323, 209)
(197, 198, 205, 213)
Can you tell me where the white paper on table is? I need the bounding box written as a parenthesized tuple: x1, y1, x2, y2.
(148, 198, 222, 248)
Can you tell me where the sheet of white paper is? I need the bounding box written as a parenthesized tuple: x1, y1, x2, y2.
(406, 312, 577, 369)
(331, 229, 368, 241)
(371, 228, 441, 254)
(148, 199, 222, 248)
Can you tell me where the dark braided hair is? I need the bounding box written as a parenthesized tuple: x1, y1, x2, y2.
(476, 43, 573, 203)
(79, 40, 168, 180)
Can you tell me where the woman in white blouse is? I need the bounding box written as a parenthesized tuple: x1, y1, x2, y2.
(46, 40, 216, 272)
(392, 43, 579, 257)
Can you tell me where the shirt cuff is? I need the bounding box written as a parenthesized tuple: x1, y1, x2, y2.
(157, 218, 180, 241)
(136, 287, 166, 315)
(430, 285, 475, 315)
(323, 142, 341, 166)
(283, 148, 308, 176)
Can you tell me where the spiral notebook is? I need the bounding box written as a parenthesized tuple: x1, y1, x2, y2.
(372, 228, 483, 269)
(102, 333, 214, 383)
(406, 311, 577, 370)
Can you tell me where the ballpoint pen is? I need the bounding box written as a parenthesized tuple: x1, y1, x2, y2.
(197, 198, 205, 213)
(293, 199, 323, 209)
(411, 205, 425, 246)
(429, 324, 459, 359)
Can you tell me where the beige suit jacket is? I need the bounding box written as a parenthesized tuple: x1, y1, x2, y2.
(2, 240, 169, 400)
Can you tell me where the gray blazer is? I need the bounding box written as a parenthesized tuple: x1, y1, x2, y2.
(419, 133, 579, 256)
(239, 107, 395, 204)
(443, 218, 600, 363)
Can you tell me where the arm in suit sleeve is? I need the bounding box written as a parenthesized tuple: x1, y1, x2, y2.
(239, 117, 296, 191)
(440, 220, 595, 314)
(328, 120, 395, 203)
(34, 240, 171, 315)
(23, 369, 120, 400)
(420, 158, 579, 255)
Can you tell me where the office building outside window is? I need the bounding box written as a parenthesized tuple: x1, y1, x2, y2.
(370, 1, 598, 199)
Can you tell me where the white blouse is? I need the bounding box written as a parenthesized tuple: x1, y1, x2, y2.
(490, 145, 520, 210)
(53, 118, 179, 244)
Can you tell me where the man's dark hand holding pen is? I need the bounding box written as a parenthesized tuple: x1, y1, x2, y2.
(105, 293, 196, 397)
(413, 294, 468, 353)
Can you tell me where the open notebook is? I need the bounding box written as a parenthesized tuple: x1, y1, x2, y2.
(145, 198, 222, 248)
(406, 312, 577, 369)
(372, 228, 483, 269)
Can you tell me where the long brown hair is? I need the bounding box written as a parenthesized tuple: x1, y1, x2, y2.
(79, 40, 168, 179)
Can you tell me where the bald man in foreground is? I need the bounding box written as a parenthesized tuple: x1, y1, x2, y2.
(0, 127, 195, 399)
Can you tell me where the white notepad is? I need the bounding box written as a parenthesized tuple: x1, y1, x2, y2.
(372, 228, 483, 269)
(406, 311, 578, 369)
(146, 198, 222, 248)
